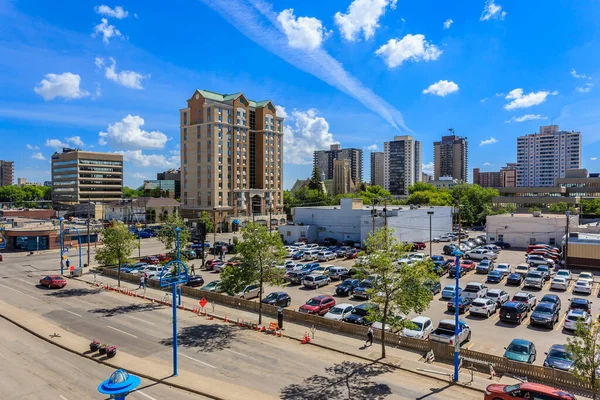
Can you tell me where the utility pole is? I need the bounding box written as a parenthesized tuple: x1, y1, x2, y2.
(565, 210, 570, 267)
(213, 207, 217, 260)
(453, 201, 462, 383)
(427, 210, 434, 258)
(87, 198, 91, 267)
(269, 201, 273, 232)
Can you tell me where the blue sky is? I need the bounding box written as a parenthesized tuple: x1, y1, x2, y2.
(1, 0, 600, 189)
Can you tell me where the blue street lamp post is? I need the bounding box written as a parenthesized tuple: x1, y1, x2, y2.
(173, 227, 180, 376)
(452, 250, 464, 382)
(59, 217, 64, 274)
(98, 369, 140, 399)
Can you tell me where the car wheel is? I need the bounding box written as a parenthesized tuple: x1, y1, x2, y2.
(487, 311, 491, 318)
(530, 262, 535, 268)
(47, 282, 52, 289)
(465, 331, 472, 343)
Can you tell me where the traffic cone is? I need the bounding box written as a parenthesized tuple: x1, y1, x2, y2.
(261, 325, 266, 332)
(209, 315, 213, 320)
(224, 315, 228, 323)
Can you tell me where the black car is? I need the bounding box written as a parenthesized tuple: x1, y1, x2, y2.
(530, 302, 560, 328)
(447, 296, 473, 314)
(486, 270, 504, 283)
(261, 291, 291, 307)
(541, 294, 561, 311)
(448, 266, 467, 278)
(336, 279, 360, 296)
(443, 244, 458, 256)
(506, 273, 523, 285)
(569, 297, 592, 313)
(494, 241, 512, 249)
(499, 301, 529, 324)
(433, 261, 450, 276)
(471, 226, 486, 232)
(340, 267, 364, 281)
(425, 280, 442, 295)
(185, 275, 205, 287)
(343, 303, 378, 325)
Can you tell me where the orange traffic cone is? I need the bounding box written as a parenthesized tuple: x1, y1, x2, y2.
(224, 315, 228, 323)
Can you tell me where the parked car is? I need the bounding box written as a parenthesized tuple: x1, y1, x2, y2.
(506, 273, 523, 286)
(39, 275, 66, 289)
(317, 251, 336, 262)
(551, 277, 569, 291)
(342, 303, 377, 325)
(432, 260, 450, 276)
(213, 261, 227, 273)
(523, 271, 544, 289)
(573, 279, 593, 294)
(372, 313, 404, 332)
(530, 302, 560, 328)
(443, 244, 459, 255)
(430, 319, 471, 346)
(301, 263, 322, 274)
(299, 295, 336, 316)
(441, 285, 462, 300)
(336, 279, 360, 296)
(285, 271, 309, 285)
(540, 294, 561, 311)
(544, 344, 575, 372)
(476, 259, 494, 274)
(292, 251, 305, 260)
(340, 267, 364, 281)
(236, 284, 260, 299)
(346, 249, 359, 259)
(412, 241, 426, 250)
(402, 316, 434, 339)
(447, 295, 473, 314)
(512, 292, 538, 311)
(185, 275, 205, 287)
(555, 269, 572, 281)
(324, 303, 354, 321)
(526, 254, 555, 268)
(499, 301, 529, 324)
(285, 263, 304, 272)
(495, 263, 511, 277)
(494, 241, 512, 249)
(134, 230, 153, 239)
(353, 278, 375, 300)
(140, 255, 159, 265)
(487, 270, 505, 283)
(564, 309, 592, 331)
(303, 250, 320, 261)
(461, 259, 477, 270)
(326, 267, 349, 281)
(504, 338, 536, 364)
(535, 265, 554, 281)
(486, 289, 510, 307)
(463, 282, 488, 300)
(484, 382, 576, 400)
(578, 272, 594, 284)
(261, 291, 291, 307)
(199, 280, 225, 293)
(470, 298, 497, 318)
(569, 297, 592, 313)
(465, 248, 498, 261)
(157, 254, 172, 263)
(302, 274, 331, 289)
(515, 264, 530, 276)
(433, 235, 452, 243)
(448, 266, 467, 278)
(425, 280, 442, 295)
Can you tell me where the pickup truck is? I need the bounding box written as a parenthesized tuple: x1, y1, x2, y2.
(430, 319, 472, 347)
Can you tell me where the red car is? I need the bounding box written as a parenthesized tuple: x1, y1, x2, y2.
(0, 253, 3, 261)
(299, 295, 336, 316)
(157, 254, 172, 263)
(40, 275, 67, 289)
(529, 250, 559, 260)
(460, 259, 476, 271)
(485, 383, 575, 400)
(346, 249, 359, 259)
(412, 242, 426, 250)
(205, 259, 222, 270)
(141, 256, 159, 265)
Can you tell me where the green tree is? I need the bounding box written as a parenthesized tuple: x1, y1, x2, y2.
(221, 222, 286, 324)
(95, 221, 138, 287)
(357, 227, 437, 358)
(408, 182, 436, 194)
(548, 202, 575, 214)
(123, 186, 144, 198)
(157, 214, 191, 257)
(406, 189, 453, 206)
(199, 211, 214, 233)
(451, 184, 499, 225)
(308, 165, 323, 192)
(566, 320, 600, 399)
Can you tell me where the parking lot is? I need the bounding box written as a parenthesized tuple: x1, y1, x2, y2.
(185, 240, 599, 366)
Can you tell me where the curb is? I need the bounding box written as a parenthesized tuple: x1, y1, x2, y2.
(79, 276, 486, 394)
(0, 312, 226, 400)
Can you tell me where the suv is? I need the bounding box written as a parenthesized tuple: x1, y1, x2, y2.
(499, 301, 529, 324)
(465, 249, 498, 261)
(236, 284, 260, 299)
(353, 278, 375, 300)
(327, 267, 349, 280)
(317, 251, 336, 262)
(302, 274, 330, 289)
(526, 254, 554, 268)
(443, 244, 458, 255)
(343, 303, 378, 325)
(512, 292, 538, 311)
(530, 302, 560, 328)
(463, 282, 488, 300)
(303, 250, 320, 261)
(523, 271, 544, 289)
(299, 295, 335, 315)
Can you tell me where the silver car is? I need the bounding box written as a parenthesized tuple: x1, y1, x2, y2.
(302, 274, 331, 289)
(236, 284, 260, 299)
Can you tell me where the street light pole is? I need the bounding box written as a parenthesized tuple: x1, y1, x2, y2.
(427, 211, 434, 258)
(213, 207, 217, 260)
(452, 203, 462, 383)
(59, 217, 64, 274)
(87, 199, 91, 267)
(565, 210, 571, 267)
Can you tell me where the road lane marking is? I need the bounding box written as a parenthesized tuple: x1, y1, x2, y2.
(60, 308, 82, 318)
(567, 281, 575, 291)
(555, 313, 567, 331)
(134, 391, 157, 400)
(15, 278, 35, 286)
(223, 348, 257, 360)
(594, 283, 600, 297)
(467, 343, 475, 350)
(180, 353, 216, 368)
(492, 312, 500, 321)
(107, 325, 139, 338)
(0, 283, 38, 300)
(125, 315, 156, 325)
(60, 396, 69, 400)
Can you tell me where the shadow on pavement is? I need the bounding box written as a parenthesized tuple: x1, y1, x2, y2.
(159, 324, 239, 353)
(44, 288, 102, 297)
(280, 361, 392, 400)
(89, 303, 163, 317)
(415, 383, 454, 400)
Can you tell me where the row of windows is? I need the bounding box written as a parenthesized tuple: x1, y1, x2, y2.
(53, 160, 77, 166)
(53, 167, 78, 173)
(80, 159, 122, 166)
(53, 181, 76, 186)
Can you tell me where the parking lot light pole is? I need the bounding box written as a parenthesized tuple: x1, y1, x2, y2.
(564, 210, 570, 268)
(452, 249, 464, 382)
(427, 211, 434, 258)
(59, 217, 64, 274)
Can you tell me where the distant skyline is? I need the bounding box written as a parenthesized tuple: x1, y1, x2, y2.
(1, 1, 599, 189)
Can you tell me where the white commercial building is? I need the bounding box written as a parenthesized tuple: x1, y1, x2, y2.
(486, 212, 578, 248)
(280, 198, 452, 245)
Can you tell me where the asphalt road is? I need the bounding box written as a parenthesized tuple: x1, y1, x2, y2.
(0, 317, 205, 400)
(0, 255, 482, 400)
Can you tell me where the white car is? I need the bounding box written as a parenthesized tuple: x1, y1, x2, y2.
(465, 249, 498, 261)
(463, 282, 488, 300)
(495, 263, 512, 276)
(433, 235, 452, 242)
(556, 269, 572, 281)
(564, 309, 592, 331)
(550, 277, 568, 291)
(470, 298, 497, 317)
(396, 258, 415, 266)
(324, 303, 354, 321)
(402, 316, 433, 339)
(486, 289, 509, 306)
(578, 272, 594, 284)
(285, 263, 304, 272)
(317, 251, 336, 262)
(139, 265, 162, 278)
(512, 292, 537, 311)
(284, 260, 295, 267)
(409, 253, 427, 261)
(573, 279, 593, 294)
(515, 264, 530, 276)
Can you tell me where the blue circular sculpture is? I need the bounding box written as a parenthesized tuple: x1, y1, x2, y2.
(98, 369, 141, 399)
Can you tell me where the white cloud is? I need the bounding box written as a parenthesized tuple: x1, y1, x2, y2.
(34, 72, 90, 101)
(31, 152, 46, 161)
(100, 57, 149, 89)
(367, 144, 379, 152)
(26, 144, 40, 150)
(283, 109, 336, 164)
(495, 92, 505, 97)
(480, 137, 498, 146)
(92, 18, 123, 44)
(483, 162, 492, 166)
(94, 5, 129, 19)
(570, 69, 590, 79)
(591, 157, 597, 161)
(375, 34, 442, 68)
(118, 150, 177, 168)
(334, 0, 397, 42)
(66, 136, 85, 147)
(443, 19, 453, 29)
(197, 0, 407, 131)
(277, 9, 329, 52)
(576, 83, 594, 93)
(505, 114, 548, 123)
(422, 80, 459, 97)
(275, 105, 288, 118)
(94, 57, 104, 69)
(45, 139, 69, 150)
(99, 115, 168, 150)
(480, 0, 506, 21)
(480, 98, 488, 103)
(93, 83, 102, 99)
(131, 172, 149, 180)
(422, 162, 434, 174)
(504, 88, 557, 110)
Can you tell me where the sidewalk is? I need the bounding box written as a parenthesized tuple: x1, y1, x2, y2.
(83, 272, 514, 394)
(0, 299, 277, 400)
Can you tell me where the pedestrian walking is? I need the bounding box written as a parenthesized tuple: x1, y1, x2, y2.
(190, 263, 196, 276)
(138, 274, 145, 289)
(65, 259, 70, 269)
(144, 273, 148, 287)
(365, 326, 374, 347)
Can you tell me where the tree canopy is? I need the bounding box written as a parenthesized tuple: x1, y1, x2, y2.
(0, 185, 51, 207)
(566, 320, 600, 399)
(157, 213, 191, 258)
(308, 165, 323, 191)
(123, 186, 144, 198)
(95, 220, 138, 287)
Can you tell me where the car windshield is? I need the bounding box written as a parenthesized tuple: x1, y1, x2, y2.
(507, 344, 529, 354)
(513, 295, 528, 302)
(358, 281, 372, 288)
(497, 265, 508, 270)
(490, 271, 500, 276)
(411, 321, 423, 330)
(464, 286, 480, 292)
(567, 313, 586, 321)
(487, 292, 498, 298)
(535, 304, 554, 313)
(329, 307, 344, 315)
(503, 384, 522, 393)
(306, 298, 321, 306)
(557, 271, 569, 276)
(443, 286, 455, 291)
(527, 273, 542, 279)
(576, 281, 588, 286)
(581, 273, 593, 279)
(351, 307, 369, 316)
(549, 349, 572, 360)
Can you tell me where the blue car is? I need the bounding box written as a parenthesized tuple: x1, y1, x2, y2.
(544, 344, 574, 371)
(292, 251, 305, 260)
(135, 230, 153, 239)
(431, 255, 445, 262)
(441, 284, 462, 300)
(487, 270, 504, 283)
(302, 263, 321, 273)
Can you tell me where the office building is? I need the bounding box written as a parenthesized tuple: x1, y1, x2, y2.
(384, 135, 421, 196)
(333, 159, 354, 195)
(144, 180, 176, 198)
(370, 152, 384, 187)
(51, 148, 123, 205)
(0, 160, 14, 186)
(473, 168, 502, 188)
(433, 132, 468, 181)
(517, 125, 581, 187)
(314, 144, 363, 185)
(501, 163, 517, 187)
(156, 168, 181, 199)
(179, 89, 286, 231)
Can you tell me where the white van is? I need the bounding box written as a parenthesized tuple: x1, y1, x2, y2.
(327, 267, 349, 280)
(303, 250, 320, 261)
